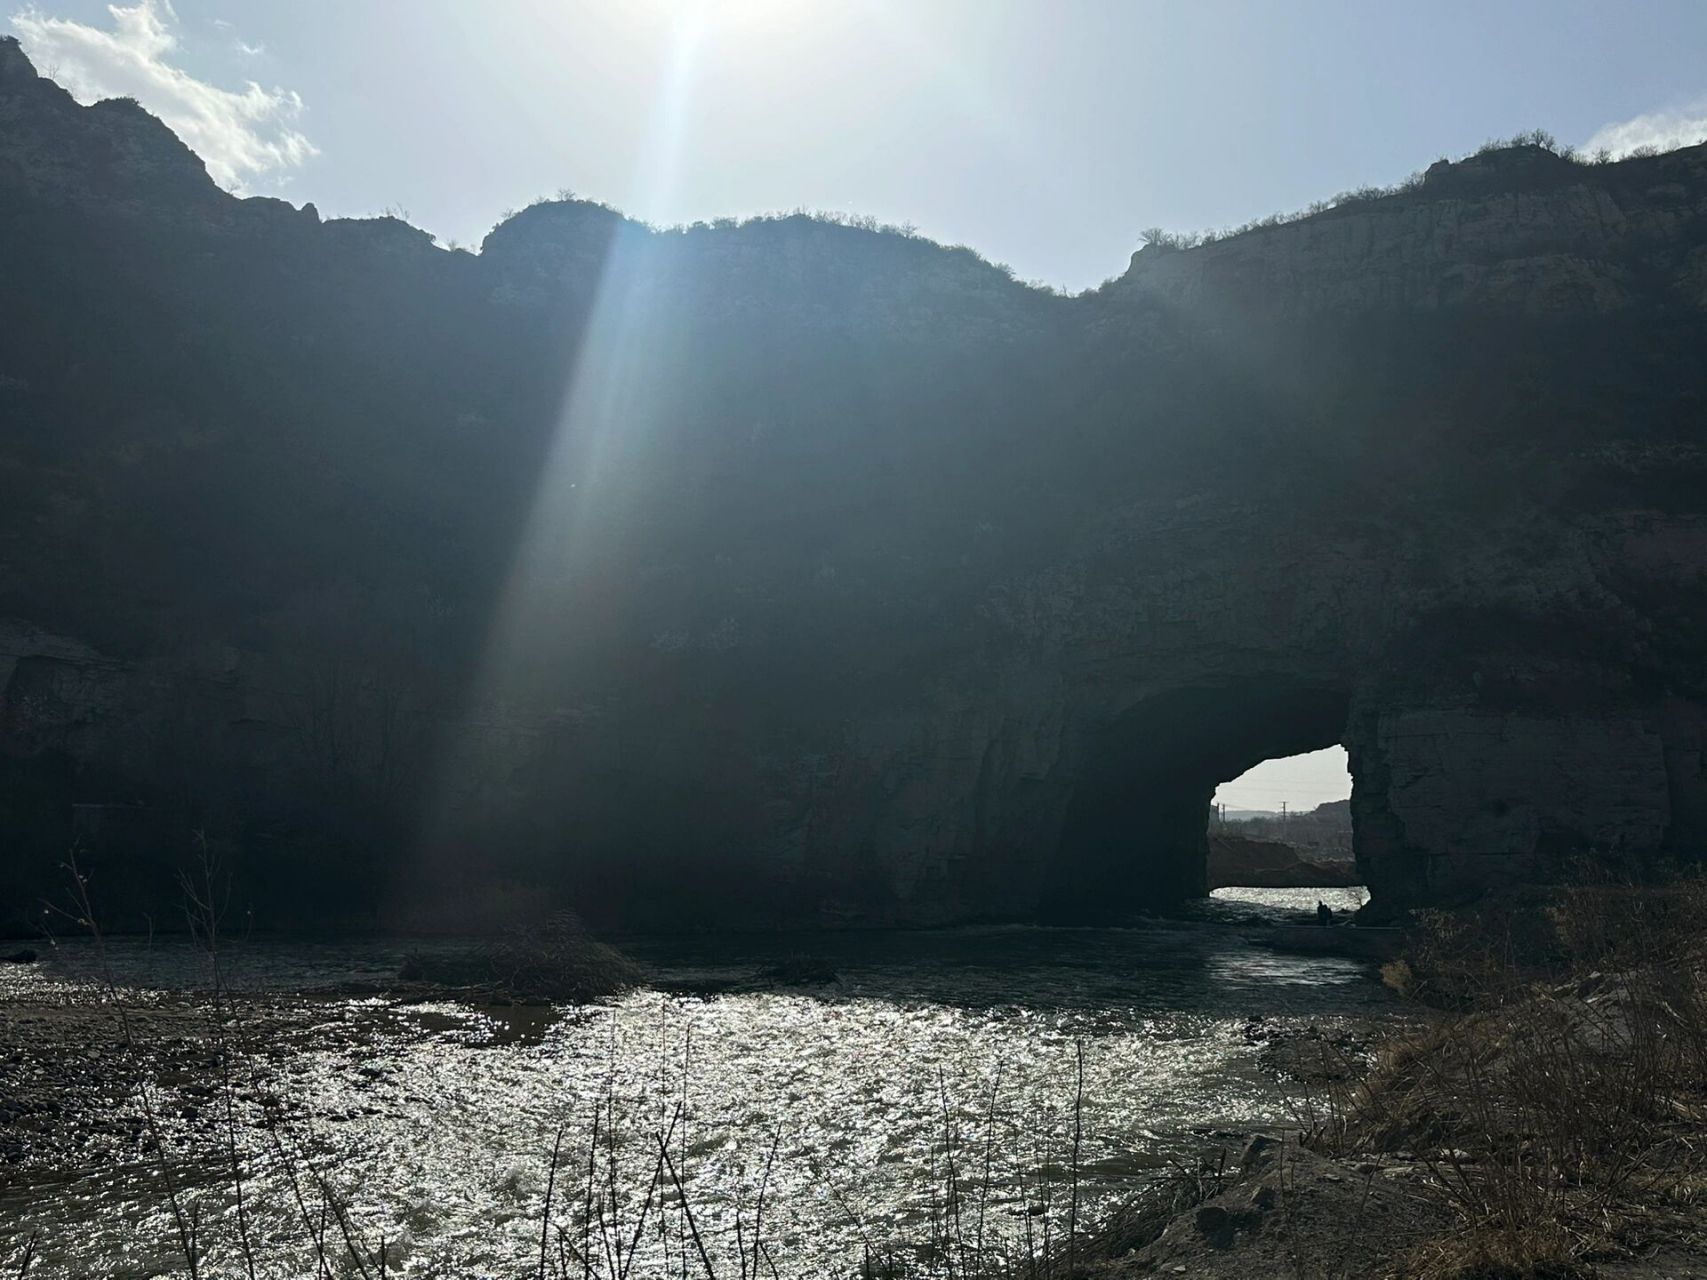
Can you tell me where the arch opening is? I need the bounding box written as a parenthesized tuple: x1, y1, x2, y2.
(1208, 746, 1359, 894)
(1043, 681, 1351, 919)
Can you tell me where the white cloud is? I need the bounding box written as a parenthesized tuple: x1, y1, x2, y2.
(1583, 103, 1707, 159)
(9, 0, 315, 190)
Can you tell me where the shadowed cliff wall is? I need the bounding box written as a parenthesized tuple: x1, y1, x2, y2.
(4, 38, 1707, 929)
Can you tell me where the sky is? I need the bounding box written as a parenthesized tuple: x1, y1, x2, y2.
(10, 0, 1707, 292)
(1214, 747, 1350, 813)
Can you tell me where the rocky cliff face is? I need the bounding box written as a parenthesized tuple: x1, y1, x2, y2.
(3, 37, 1706, 930)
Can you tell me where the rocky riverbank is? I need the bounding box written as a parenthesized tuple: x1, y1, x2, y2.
(1101, 1000, 1707, 1277)
(0, 985, 551, 1175)
(1206, 832, 1361, 890)
(1080, 882, 1707, 1279)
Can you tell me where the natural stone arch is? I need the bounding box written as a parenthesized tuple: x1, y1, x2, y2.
(1041, 680, 1353, 918)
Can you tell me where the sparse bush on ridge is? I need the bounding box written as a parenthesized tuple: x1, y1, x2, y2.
(1136, 225, 1201, 251)
(1475, 126, 1565, 157)
(461, 121, 1707, 294)
(1129, 122, 1702, 264)
(480, 193, 1057, 291)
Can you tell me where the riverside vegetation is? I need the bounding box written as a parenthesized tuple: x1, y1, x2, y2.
(3, 860, 1704, 1278)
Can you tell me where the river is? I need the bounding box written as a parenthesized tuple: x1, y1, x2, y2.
(0, 886, 1386, 1278)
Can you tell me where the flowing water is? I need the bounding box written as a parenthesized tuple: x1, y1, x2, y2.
(0, 887, 1385, 1278)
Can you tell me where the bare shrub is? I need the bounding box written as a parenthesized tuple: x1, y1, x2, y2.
(1299, 869, 1707, 1276)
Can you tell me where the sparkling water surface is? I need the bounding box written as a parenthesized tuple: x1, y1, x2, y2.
(1, 886, 1383, 1278)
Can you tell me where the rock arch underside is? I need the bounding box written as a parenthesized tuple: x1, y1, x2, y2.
(4, 39, 1707, 929)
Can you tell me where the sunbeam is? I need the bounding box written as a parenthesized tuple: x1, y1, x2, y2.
(410, 7, 716, 907)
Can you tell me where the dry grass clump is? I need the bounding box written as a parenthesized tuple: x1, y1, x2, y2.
(400, 911, 642, 1003)
(1298, 870, 1707, 1279)
(1548, 873, 1707, 972)
(1377, 892, 1563, 1007)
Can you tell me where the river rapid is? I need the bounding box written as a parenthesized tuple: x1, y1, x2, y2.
(1, 887, 1386, 1278)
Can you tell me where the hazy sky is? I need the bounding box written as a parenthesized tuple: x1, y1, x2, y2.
(1214, 747, 1350, 813)
(13, 1, 1707, 291)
